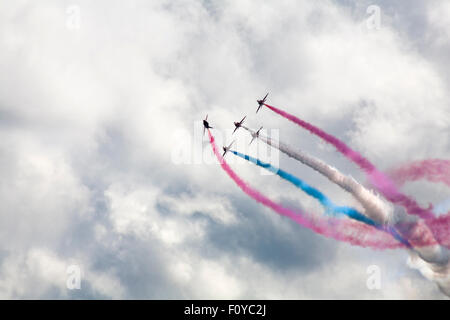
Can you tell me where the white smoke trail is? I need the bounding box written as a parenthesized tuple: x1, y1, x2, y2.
(243, 126, 450, 296)
(408, 251, 450, 296)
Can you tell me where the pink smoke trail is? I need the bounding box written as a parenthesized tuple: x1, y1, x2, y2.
(264, 103, 434, 220)
(390, 159, 450, 188)
(390, 159, 450, 248)
(388, 159, 450, 296)
(207, 129, 404, 249)
(427, 215, 450, 249)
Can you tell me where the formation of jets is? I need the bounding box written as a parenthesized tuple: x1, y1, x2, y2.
(202, 93, 269, 155)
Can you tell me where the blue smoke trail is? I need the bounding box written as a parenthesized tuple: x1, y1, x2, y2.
(231, 150, 410, 247)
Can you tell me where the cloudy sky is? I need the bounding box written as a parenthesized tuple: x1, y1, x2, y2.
(0, 0, 449, 299)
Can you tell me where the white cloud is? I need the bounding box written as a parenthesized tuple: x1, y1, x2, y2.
(0, 248, 125, 299)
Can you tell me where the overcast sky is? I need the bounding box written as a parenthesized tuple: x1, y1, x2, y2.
(0, 0, 449, 299)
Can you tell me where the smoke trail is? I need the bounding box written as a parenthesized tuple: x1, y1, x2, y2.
(390, 159, 450, 188)
(211, 128, 450, 295)
(207, 129, 404, 249)
(407, 252, 450, 296)
(230, 149, 410, 246)
(426, 215, 450, 249)
(231, 150, 374, 224)
(389, 159, 450, 246)
(261, 105, 450, 295)
(242, 126, 450, 247)
(263, 103, 434, 221)
(389, 159, 450, 256)
(242, 125, 392, 224)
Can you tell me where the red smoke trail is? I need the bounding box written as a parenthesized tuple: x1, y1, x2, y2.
(264, 103, 434, 220)
(207, 129, 405, 249)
